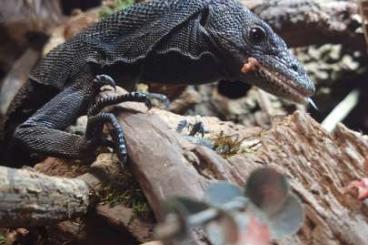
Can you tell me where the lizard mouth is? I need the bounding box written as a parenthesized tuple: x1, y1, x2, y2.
(241, 57, 312, 104)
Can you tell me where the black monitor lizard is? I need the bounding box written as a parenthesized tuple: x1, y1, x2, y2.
(1, 0, 315, 166)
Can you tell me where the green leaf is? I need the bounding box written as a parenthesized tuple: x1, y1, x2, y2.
(0, 234, 5, 245)
(269, 194, 305, 239)
(205, 181, 244, 207)
(165, 197, 210, 216)
(245, 168, 289, 216)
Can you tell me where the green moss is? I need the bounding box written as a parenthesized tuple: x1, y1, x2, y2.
(98, 168, 152, 220)
(99, 0, 135, 18)
(0, 234, 5, 245)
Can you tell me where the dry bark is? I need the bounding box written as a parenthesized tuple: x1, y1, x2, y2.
(34, 154, 155, 243)
(115, 106, 368, 245)
(1, 104, 368, 244)
(0, 165, 89, 227)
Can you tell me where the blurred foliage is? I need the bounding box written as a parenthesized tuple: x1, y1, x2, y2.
(0, 234, 4, 245)
(99, 0, 135, 18)
(157, 168, 304, 244)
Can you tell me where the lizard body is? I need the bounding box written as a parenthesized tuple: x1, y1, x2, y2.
(1, 0, 315, 165)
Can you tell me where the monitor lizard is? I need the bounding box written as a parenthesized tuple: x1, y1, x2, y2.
(1, 0, 315, 166)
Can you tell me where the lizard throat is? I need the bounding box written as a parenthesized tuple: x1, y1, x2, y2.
(241, 57, 309, 103)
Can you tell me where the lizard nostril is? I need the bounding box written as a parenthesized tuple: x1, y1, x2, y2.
(291, 63, 299, 72)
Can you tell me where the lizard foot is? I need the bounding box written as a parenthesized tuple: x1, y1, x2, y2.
(145, 92, 170, 108)
(86, 112, 128, 165)
(88, 92, 152, 115)
(92, 74, 116, 91)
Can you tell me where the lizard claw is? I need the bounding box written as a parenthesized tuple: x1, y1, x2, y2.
(128, 92, 152, 110)
(144, 98, 153, 110)
(93, 74, 117, 91)
(147, 93, 170, 108)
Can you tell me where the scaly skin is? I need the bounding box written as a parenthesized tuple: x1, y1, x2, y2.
(1, 0, 315, 166)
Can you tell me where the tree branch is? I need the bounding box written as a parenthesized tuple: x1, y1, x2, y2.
(0, 166, 90, 227)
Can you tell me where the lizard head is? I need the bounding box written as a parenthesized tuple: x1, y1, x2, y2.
(205, 1, 315, 104)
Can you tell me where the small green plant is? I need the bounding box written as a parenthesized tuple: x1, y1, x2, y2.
(98, 168, 152, 220)
(211, 131, 246, 158)
(0, 234, 5, 245)
(100, 0, 135, 18)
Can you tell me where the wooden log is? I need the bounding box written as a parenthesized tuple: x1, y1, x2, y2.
(116, 107, 368, 245)
(0, 166, 89, 227)
(33, 154, 156, 243)
(2, 104, 368, 244)
(118, 110, 210, 220)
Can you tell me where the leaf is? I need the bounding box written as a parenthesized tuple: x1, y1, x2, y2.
(159, 197, 211, 239)
(164, 197, 210, 217)
(238, 215, 271, 245)
(205, 181, 244, 207)
(245, 168, 289, 216)
(268, 195, 305, 239)
(206, 212, 240, 245)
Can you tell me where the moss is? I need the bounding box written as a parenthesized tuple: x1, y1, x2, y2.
(211, 131, 246, 158)
(0, 234, 4, 245)
(99, 0, 135, 18)
(98, 168, 152, 220)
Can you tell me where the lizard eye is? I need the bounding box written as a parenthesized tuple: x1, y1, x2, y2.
(249, 26, 266, 45)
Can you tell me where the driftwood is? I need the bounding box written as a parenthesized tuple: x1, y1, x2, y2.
(117, 106, 368, 244)
(0, 165, 89, 227)
(0, 104, 368, 244)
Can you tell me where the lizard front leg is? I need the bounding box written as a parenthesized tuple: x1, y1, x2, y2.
(11, 74, 124, 164)
(88, 91, 170, 116)
(87, 82, 163, 164)
(12, 74, 156, 166)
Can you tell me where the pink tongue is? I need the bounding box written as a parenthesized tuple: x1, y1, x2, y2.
(241, 57, 260, 74)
